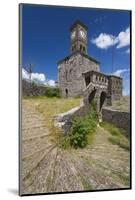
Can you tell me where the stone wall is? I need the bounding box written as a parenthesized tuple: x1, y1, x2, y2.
(54, 100, 88, 134)
(108, 76, 123, 102)
(102, 107, 130, 138)
(58, 52, 99, 97)
(54, 102, 130, 137)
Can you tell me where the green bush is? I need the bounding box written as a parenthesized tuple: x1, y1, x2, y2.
(45, 87, 61, 97)
(68, 101, 98, 149)
(69, 118, 89, 148)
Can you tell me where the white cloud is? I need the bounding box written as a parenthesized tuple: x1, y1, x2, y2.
(116, 27, 130, 48)
(91, 33, 116, 49)
(112, 68, 130, 96)
(22, 68, 29, 80)
(112, 68, 130, 77)
(22, 68, 45, 83)
(44, 79, 56, 87)
(92, 27, 130, 50)
(22, 68, 55, 87)
(31, 72, 45, 83)
(47, 80, 55, 87)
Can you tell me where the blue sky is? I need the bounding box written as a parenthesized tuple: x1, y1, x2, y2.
(21, 4, 130, 95)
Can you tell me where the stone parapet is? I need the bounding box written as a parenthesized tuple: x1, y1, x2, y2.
(54, 100, 87, 134)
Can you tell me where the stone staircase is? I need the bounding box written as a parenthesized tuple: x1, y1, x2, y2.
(20, 99, 130, 195)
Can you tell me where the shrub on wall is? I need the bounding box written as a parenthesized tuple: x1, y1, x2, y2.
(69, 118, 90, 148)
(69, 101, 98, 148)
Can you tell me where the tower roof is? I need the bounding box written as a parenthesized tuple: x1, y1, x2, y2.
(70, 20, 88, 31)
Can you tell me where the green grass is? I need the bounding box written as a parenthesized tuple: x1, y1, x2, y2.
(111, 169, 130, 186)
(23, 96, 81, 124)
(100, 122, 130, 151)
(23, 96, 81, 146)
(24, 96, 97, 149)
(87, 131, 95, 145)
(117, 173, 130, 186)
(108, 137, 130, 151)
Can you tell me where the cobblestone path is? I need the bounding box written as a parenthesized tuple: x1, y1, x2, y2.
(20, 100, 130, 195)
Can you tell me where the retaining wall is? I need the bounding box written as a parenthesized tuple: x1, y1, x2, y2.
(102, 107, 130, 138)
(54, 101, 88, 134)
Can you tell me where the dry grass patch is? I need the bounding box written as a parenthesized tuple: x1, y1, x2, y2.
(100, 122, 130, 151)
(23, 96, 81, 145)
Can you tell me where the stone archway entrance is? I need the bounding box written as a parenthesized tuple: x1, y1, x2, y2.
(83, 84, 108, 114)
(100, 91, 107, 111)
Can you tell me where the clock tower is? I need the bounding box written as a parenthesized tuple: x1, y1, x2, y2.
(58, 20, 100, 98)
(70, 20, 88, 54)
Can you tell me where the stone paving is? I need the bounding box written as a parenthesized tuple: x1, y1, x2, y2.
(20, 100, 130, 195)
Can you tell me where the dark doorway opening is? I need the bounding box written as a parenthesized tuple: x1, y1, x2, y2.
(80, 44, 82, 51)
(88, 89, 96, 104)
(100, 91, 107, 110)
(85, 76, 91, 87)
(83, 46, 86, 53)
(65, 88, 68, 98)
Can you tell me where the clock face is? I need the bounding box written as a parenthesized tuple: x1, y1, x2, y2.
(79, 30, 86, 39)
(71, 31, 76, 39)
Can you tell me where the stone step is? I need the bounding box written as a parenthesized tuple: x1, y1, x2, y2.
(22, 136, 52, 158)
(50, 150, 84, 192)
(21, 144, 55, 180)
(22, 132, 50, 142)
(22, 146, 58, 195)
(22, 124, 47, 131)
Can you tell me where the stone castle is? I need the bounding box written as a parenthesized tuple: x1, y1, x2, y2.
(57, 20, 122, 107)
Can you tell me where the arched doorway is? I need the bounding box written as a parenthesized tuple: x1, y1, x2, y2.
(88, 89, 96, 104)
(100, 91, 107, 110)
(65, 88, 68, 98)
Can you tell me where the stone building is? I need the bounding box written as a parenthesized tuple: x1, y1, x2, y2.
(57, 20, 122, 106)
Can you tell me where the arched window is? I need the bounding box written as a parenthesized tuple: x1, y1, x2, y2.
(72, 46, 74, 51)
(80, 44, 82, 51)
(83, 46, 86, 52)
